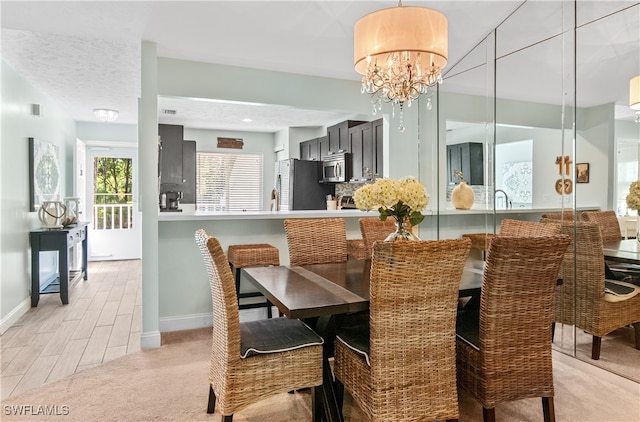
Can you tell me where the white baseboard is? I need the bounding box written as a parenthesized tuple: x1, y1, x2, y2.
(157, 307, 276, 333)
(0, 298, 31, 335)
(140, 331, 161, 349)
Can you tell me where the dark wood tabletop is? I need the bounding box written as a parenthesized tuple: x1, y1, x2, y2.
(242, 259, 483, 320)
(603, 239, 640, 264)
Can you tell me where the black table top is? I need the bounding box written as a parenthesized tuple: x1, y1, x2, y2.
(243, 259, 482, 320)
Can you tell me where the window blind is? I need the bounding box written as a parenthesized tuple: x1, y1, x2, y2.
(196, 152, 263, 211)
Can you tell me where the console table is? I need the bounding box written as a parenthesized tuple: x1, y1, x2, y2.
(29, 222, 88, 306)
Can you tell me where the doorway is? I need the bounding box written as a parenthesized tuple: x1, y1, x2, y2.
(86, 146, 140, 260)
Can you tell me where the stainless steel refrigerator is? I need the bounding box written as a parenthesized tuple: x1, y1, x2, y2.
(274, 159, 334, 210)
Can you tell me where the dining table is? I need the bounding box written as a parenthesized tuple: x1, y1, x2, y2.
(242, 258, 483, 422)
(603, 239, 640, 265)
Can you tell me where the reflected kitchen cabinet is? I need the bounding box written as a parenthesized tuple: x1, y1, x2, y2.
(447, 142, 483, 185)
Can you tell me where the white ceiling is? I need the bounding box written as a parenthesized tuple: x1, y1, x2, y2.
(1, 1, 638, 132)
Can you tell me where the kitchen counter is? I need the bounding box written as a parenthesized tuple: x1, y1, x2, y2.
(157, 206, 600, 221)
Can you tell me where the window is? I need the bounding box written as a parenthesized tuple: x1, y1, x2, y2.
(196, 152, 263, 211)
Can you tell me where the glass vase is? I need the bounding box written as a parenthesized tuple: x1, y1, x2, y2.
(385, 219, 420, 241)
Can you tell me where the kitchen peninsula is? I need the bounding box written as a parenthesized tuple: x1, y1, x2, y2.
(156, 207, 597, 334)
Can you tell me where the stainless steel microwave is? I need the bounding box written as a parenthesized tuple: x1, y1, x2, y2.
(322, 152, 350, 183)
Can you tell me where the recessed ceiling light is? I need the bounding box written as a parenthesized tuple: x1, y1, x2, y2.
(242, 118, 253, 123)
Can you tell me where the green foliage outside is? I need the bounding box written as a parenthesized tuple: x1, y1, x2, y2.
(93, 157, 133, 229)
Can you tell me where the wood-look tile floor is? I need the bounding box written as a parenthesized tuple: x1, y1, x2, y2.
(0, 260, 141, 400)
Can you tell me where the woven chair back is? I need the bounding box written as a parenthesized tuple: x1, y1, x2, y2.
(581, 210, 622, 243)
(478, 235, 570, 404)
(499, 218, 561, 237)
(284, 218, 347, 265)
(367, 238, 471, 419)
(541, 211, 578, 221)
(195, 230, 241, 363)
(359, 217, 411, 260)
(547, 220, 606, 330)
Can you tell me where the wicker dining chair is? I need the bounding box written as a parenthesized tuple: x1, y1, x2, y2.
(540, 211, 579, 221)
(359, 217, 409, 260)
(547, 220, 640, 360)
(581, 210, 623, 243)
(499, 218, 561, 237)
(284, 218, 347, 265)
(456, 235, 571, 422)
(195, 229, 324, 422)
(334, 238, 472, 421)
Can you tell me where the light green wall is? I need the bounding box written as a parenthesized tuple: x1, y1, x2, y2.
(139, 41, 161, 348)
(1, 60, 76, 332)
(76, 121, 138, 143)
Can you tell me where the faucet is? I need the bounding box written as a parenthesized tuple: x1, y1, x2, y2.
(495, 189, 511, 209)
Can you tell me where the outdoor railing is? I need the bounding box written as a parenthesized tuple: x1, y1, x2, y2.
(92, 194, 133, 230)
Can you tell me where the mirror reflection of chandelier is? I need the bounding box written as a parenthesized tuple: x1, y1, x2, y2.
(630, 74, 640, 123)
(354, 1, 448, 131)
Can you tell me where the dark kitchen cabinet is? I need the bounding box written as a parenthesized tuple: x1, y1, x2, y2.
(372, 118, 384, 178)
(159, 124, 197, 203)
(318, 135, 329, 159)
(349, 119, 384, 180)
(159, 124, 184, 187)
(447, 142, 484, 185)
(327, 120, 367, 154)
(181, 140, 196, 203)
(299, 138, 320, 161)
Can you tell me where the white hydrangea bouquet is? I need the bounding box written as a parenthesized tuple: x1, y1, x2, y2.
(626, 181, 640, 210)
(353, 177, 428, 227)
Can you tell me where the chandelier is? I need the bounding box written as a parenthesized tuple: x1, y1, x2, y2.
(354, 1, 448, 131)
(630, 74, 640, 123)
(93, 108, 119, 123)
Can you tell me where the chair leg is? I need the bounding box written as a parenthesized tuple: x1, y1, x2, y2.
(222, 416, 233, 422)
(633, 323, 640, 350)
(551, 322, 556, 341)
(591, 336, 602, 360)
(542, 396, 555, 422)
(482, 407, 496, 422)
(207, 385, 216, 414)
(334, 377, 344, 415)
(267, 299, 273, 318)
(311, 386, 322, 422)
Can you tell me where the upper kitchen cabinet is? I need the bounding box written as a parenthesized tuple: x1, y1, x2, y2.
(318, 135, 329, 159)
(349, 119, 383, 180)
(327, 120, 367, 154)
(447, 142, 483, 185)
(181, 140, 196, 203)
(300, 138, 320, 161)
(159, 124, 197, 202)
(159, 124, 184, 187)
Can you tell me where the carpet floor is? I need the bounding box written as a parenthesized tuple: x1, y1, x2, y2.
(1, 328, 638, 421)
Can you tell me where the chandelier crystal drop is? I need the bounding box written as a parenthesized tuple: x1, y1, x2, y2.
(354, 1, 448, 131)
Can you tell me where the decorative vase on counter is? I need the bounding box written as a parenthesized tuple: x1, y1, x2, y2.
(385, 219, 420, 241)
(38, 200, 67, 228)
(452, 182, 475, 210)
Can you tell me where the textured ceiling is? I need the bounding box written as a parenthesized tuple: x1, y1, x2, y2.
(1, 1, 638, 132)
